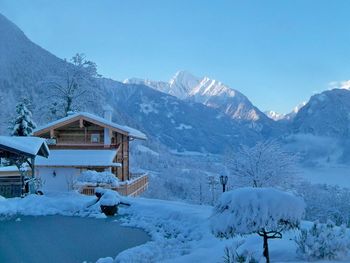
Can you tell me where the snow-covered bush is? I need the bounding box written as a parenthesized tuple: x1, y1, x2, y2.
(96, 188, 121, 206)
(296, 220, 350, 260)
(76, 170, 119, 187)
(227, 140, 298, 188)
(297, 182, 350, 226)
(211, 187, 305, 262)
(223, 241, 259, 263)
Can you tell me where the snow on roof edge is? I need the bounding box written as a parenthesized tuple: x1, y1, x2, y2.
(34, 112, 147, 140)
(0, 136, 49, 158)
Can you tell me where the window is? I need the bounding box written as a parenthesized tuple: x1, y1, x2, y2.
(91, 134, 100, 143)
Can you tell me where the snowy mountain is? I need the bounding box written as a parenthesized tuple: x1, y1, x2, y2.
(4, 11, 350, 159)
(292, 89, 350, 138)
(0, 13, 70, 127)
(101, 79, 263, 153)
(265, 102, 306, 121)
(125, 71, 277, 136)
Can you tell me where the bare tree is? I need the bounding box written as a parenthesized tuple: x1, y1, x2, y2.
(45, 53, 100, 117)
(228, 140, 298, 188)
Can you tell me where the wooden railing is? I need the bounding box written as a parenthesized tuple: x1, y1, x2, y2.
(115, 174, 149, 197)
(79, 173, 148, 197)
(49, 143, 120, 149)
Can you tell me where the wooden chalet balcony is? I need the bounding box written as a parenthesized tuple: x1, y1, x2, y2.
(79, 173, 149, 197)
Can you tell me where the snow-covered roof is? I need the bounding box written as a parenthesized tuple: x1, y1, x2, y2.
(0, 165, 29, 172)
(0, 136, 49, 158)
(35, 149, 121, 167)
(34, 112, 147, 140)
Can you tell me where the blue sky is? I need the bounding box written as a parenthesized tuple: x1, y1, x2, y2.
(1, 0, 350, 113)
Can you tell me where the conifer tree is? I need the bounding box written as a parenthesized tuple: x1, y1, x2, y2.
(10, 99, 36, 136)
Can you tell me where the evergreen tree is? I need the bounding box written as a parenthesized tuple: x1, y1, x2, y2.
(10, 100, 36, 136)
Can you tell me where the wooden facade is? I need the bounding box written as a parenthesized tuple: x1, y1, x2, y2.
(34, 118, 130, 181)
(33, 112, 148, 196)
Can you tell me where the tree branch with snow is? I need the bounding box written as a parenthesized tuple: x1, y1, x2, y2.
(228, 140, 299, 188)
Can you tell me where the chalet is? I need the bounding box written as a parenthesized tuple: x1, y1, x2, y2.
(33, 108, 148, 196)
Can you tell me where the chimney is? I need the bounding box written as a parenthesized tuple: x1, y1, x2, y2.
(103, 105, 113, 146)
(103, 105, 113, 122)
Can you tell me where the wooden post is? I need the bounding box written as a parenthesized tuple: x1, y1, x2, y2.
(50, 129, 55, 138)
(121, 135, 129, 181)
(31, 157, 35, 178)
(79, 118, 84, 128)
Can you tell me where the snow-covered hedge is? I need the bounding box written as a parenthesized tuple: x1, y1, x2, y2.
(211, 187, 305, 238)
(76, 170, 119, 187)
(296, 220, 350, 260)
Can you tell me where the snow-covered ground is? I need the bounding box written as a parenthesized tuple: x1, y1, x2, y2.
(1, 192, 348, 263)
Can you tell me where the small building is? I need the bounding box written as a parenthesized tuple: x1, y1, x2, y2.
(33, 109, 148, 196)
(0, 136, 49, 197)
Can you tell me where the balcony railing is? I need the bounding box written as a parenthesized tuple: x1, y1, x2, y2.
(79, 173, 148, 197)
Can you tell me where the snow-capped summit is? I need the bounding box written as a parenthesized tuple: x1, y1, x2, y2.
(125, 71, 272, 124)
(168, 70, 200, 99)
(265, 101, 307, 122)
(123, 71, 200, 100)
(265, 110, 286, 121)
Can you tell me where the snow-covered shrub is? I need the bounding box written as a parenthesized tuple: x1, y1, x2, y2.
(211, 188, 305, 238)
(96, 188, 121, 206)
(76, 170, 119, 187)
(223, 241, 259, 263)
(296, 220, 350, 260)
(227, 140, 298, 188)
(211, 187, 305, 262)
(297, 182, 350, 226)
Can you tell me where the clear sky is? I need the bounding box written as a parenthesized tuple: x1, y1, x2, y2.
(1, 0, 350, 113)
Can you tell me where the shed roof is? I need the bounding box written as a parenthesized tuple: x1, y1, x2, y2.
(35, 149, 121, 167)
(0, 136, 49, 158)
(34, 112, 147, 140)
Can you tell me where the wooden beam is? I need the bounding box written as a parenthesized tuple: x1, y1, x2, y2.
(79, 118, 84, 128)
(34, 116, 81, 136)
(34, 114, 130, 138)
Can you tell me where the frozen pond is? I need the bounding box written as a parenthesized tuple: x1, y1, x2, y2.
(0, 215, 150, 263)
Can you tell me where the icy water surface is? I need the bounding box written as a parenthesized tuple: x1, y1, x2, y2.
(0, 215, 150, 263)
